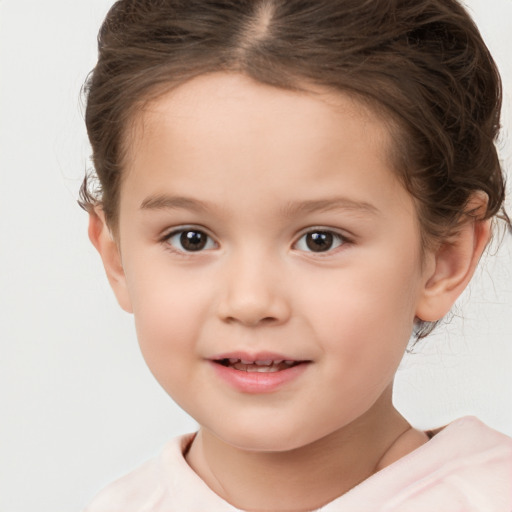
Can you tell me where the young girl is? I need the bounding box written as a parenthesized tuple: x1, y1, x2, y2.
(80, 0, 512, 510)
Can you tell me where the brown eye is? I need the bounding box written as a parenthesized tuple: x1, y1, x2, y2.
(180, 230, 207, 251)
(166, 229, 216, 252)
(306, 231, 333, 252)
(295, 230, 344, 253)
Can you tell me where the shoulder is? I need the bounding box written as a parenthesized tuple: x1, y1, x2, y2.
(385, 417, 512, 511)
(427, 415, 512, 470)
(423, 416, 512, 480)
(324, 417, 512, 512)
(82, 434, 196, 512)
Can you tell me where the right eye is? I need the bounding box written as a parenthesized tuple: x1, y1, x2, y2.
(165, 228, 217, 252)
(294, 229, 346, 253)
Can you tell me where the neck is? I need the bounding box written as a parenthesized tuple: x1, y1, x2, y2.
(186, 388, 429, 512)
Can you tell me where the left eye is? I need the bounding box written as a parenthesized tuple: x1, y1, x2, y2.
(294, 230, 345, 253)
(165, 229, 216, 252)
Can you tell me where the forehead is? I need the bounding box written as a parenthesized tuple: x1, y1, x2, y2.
(126, 73, 394, 171)
(120, 72, 414, 222)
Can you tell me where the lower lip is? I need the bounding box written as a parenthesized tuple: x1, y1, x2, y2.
(209, 361, 309, 394)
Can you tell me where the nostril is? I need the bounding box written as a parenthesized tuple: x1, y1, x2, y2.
(225, 315, 279, 327)
(217, 289, 291, 326)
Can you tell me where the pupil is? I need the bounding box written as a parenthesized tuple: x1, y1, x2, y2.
(180, 231, 207, 251)
(306, 231, 333, 252)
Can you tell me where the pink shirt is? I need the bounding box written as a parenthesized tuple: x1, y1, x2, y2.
(84, 417, 512, 511)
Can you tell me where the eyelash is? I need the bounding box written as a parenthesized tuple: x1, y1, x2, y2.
(161, 227, 351, 255)
(162, 226, 217, 254)
(293, 229, 349, 254)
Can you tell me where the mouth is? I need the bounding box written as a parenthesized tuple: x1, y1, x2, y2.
(209, 353, 310, 392)
(214, 358, 303, 373)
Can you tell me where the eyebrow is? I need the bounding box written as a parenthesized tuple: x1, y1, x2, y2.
(140, 195, 213, 213)
(280, 197, 380, 217)
(140, 194, 379, 217)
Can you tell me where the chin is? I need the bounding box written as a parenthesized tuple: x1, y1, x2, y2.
(210, 420, 330, 454)
(225, 435, 305, 453)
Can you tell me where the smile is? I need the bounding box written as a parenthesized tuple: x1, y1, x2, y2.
(215, 358, 300, 373)
(210, 354, 310, 393)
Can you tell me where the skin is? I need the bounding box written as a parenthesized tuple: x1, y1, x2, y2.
(90, 73, 490, 511)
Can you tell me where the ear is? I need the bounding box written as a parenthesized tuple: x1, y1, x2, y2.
(415, 195, 491, 322)
(88, 209, 133, 313)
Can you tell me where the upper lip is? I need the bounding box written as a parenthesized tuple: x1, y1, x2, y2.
(209, 351, 308, 364)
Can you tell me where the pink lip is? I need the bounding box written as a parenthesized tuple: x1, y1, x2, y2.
(210, 350, 301, 362)
(208, 351, 310, 394)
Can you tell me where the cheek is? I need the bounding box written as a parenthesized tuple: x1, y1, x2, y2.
(302, 257, 420, 381)
(303, 254, 420, 336)
(124, 263, 213, 379)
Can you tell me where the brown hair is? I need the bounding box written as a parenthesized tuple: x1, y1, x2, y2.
(80, 0, 508, 337)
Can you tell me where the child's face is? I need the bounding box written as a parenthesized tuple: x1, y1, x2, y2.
(111, 73, 432, 451)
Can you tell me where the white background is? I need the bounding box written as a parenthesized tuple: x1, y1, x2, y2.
(0, 1, 511, 511)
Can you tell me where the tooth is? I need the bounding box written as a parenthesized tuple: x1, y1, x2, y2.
(284, 360, 295, 365)
(241, 359, 253, 364)
(273, 360, 283, 365)
(247, 366, 279, 373)
(255, 360, 273, 366)
(228, 358, 239, 364)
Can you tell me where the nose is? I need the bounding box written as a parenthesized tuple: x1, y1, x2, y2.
(217, 252, 291, 327)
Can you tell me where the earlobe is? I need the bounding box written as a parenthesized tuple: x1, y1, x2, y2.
(415, 210, 491, 323)
(88, 209, 133, 313)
